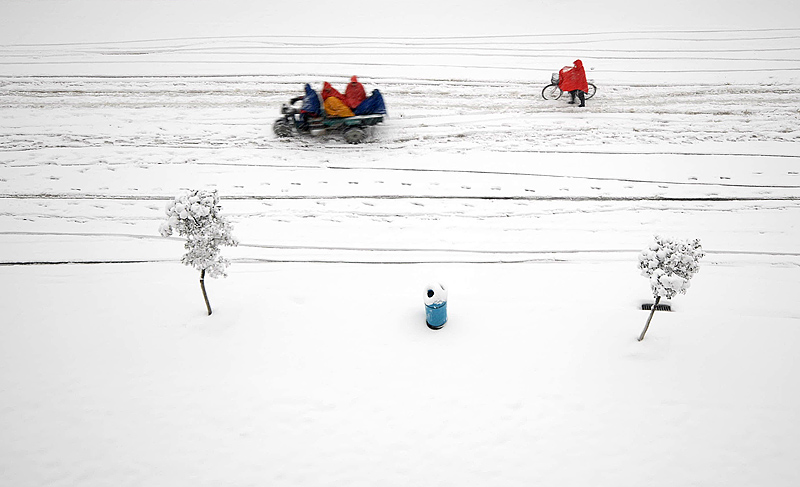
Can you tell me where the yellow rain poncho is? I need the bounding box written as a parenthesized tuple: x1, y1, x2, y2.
(324, 96, 355, 118)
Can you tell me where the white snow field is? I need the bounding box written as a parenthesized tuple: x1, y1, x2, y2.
(1, 1, 800, 486)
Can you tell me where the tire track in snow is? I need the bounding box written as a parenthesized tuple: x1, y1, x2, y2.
(3, 250, 799, 267)
(2, 74, 797, 86)
(3, 29, 800, 49)
(4, 58, 800, 74)
(12, 230, 795, 258)
(3, 154, 799, 189)
(2, 193, 799, 202)
(3, 26, 799, 76)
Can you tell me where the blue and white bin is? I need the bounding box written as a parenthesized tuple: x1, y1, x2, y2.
(424, 282, 448, 330)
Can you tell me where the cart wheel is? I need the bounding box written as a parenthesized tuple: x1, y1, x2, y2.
(585, 83, 597, 99)
(273, 119, 293, 138)
(344, 127, 367, 144)
(542, 84, 563, 100)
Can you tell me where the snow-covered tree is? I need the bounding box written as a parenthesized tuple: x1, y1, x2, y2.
(159, 190, 238, 315)
(636, 235, 704, 341)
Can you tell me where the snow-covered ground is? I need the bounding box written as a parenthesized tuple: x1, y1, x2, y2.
(1, 1, 799, 486)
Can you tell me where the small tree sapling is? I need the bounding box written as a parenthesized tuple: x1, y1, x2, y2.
(637, 235, 704, 341)
(159, 190, 238, 315)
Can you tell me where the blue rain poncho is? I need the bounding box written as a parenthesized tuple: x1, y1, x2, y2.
(300, 83, 321, 116)
(354, 89, 387, 115)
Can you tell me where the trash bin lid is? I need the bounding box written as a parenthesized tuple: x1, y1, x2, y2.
(424, 282, 448, 305)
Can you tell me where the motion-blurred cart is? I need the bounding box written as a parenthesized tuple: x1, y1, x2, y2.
(273, 84, 386, 144)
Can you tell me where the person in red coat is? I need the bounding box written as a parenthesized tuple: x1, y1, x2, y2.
(558, 59, 588, 107)
(321, 81, 345, 102)
(344, 76, 367, 110)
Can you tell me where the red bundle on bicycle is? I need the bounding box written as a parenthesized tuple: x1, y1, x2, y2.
(558, 60, 588, 93)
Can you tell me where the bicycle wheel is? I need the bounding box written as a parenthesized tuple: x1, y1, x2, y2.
(585, 83, 597, 99)
(541, 84, 562, 100)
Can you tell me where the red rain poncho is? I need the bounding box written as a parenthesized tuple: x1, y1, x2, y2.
(344, 76, 367, 109)
(321, 81, 345, 101)
(558, 60, 588, 93)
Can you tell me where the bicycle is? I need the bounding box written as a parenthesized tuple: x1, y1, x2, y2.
(541, 72, 597, 100)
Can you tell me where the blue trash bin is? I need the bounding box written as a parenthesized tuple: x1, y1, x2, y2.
(424, 282, 448, 330)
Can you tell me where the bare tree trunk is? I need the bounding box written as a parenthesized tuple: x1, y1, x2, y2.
(638, 295, 660, 341)
(200, 269, 212, 315)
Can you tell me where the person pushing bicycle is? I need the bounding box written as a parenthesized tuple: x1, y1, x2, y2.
(559, 60, 588, 107)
